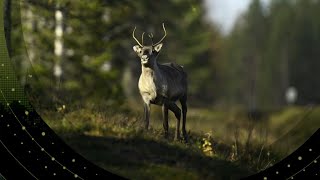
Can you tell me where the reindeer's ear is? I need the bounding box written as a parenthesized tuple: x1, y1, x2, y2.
(154, 43, 163, 52)
(133, 45, 141, 53)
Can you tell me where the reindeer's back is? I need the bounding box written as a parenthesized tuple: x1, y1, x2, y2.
(162, 62, 182, 71)
(158, 62, 187, 100)
(160, 63, 187, 79)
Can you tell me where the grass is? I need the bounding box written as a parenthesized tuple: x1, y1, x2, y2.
(39, 104, 320, 179)
(62, 134, 250, 180)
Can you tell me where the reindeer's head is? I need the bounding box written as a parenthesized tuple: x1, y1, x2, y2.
(132, 23, 166, 66)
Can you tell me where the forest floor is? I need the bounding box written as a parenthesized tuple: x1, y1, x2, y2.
(41, 105, 320, 180)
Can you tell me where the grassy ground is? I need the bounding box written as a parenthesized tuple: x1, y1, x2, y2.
(61, 133, 251, 180)
(40, 104, 320, 179)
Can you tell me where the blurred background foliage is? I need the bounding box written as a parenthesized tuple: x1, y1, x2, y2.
(6, 0, 320, 111)
(9, 0, 219, 109)
(221, 0, 320, 110)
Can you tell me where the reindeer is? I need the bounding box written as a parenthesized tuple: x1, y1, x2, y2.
(132, 23, 188, 142)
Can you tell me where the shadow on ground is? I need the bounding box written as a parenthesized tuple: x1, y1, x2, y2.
(61, 134, 252, 180)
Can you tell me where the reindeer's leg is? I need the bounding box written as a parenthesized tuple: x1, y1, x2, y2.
(180, 96, 188, 143)
(162, 104, 169, 139)
(143, 102, 151, 130)
(166, 101, 181, 141)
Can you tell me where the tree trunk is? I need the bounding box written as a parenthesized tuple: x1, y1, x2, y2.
(54, 5, 64, 88)
(4, 0, 11, 56)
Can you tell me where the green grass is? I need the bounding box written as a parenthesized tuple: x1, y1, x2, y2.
(269, 106, 320, 155)
(40, 104, 320, 179)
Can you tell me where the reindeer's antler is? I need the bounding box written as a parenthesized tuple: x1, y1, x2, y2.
(132, 26, 143, 47)
(153, 23, 167, 46)
(134, 23, 167, 46)
(148, 33, 154, 45)
(141, 32, 145, 46)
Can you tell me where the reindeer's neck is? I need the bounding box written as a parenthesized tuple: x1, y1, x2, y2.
(141, 61, 160, 75)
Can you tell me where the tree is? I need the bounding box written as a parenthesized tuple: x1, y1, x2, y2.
(4, 0, 11, 56)
(222, 0, 320, 107)
(221, 0, 269, 109)
(11, 0, 221, 109)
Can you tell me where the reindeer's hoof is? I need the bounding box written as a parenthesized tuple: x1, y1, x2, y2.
(174, 136, 181, 142)
(182, 130, 189, 140)
(182, 136, 189, 143)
